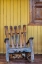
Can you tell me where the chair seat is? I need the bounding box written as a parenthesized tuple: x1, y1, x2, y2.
(8, 47, 32, 54)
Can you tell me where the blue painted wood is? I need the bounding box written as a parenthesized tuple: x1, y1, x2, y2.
(23, 32, 26, 47)
(4, 26, 34, 62)
(29, 37, 34, 62)
(5, 38, 9, 62)
(4, 37, 34, 62)
(8, 47, 32, 54)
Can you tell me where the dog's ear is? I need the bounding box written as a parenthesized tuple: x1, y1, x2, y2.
(26, 40, 29, 45)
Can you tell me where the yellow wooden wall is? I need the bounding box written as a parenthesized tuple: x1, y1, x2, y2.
(0, 0, 42, 54)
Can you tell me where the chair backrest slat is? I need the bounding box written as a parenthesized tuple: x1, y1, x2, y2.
(23, 25, 26, 47)
(4, 25, 26, 48)
(18, 25, 23, 48)
(10, 26, 14, 48)
(4, 26, 9, 38)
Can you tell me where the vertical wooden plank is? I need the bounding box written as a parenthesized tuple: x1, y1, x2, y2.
(31, 26, 34, 37)
(6, 0, 11, 39)
(10, 0, 13, 26)
(14, 0, 17, 26)
(7, 0, 11, 26)
(34, 26, 38, 54)
(4, 0, 7, 26)
(27, 26, 32, 48)
(29, 0, 32, 24)
(4, 0, 7, 53)
(28, 26, 32, 38)
(28, 0, 29, 24)
(21, 0, 25, 25)
(0, 0, 1, 52)
(38, 26, 41, 54)
(24, 0, 27, 25)
(18, 0, 20, 25)
(1, 0, 4, 53)
(40, 26, 42, 54)
(31, 26, 34, 53)
(27, 0, 29, 41)
(13, 0, 14, 26)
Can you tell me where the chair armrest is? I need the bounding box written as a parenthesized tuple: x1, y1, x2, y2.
(26, 37, 34, 45)
(4, 38, 9, 43)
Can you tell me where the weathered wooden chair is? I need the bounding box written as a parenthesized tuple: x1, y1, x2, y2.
(4, 25, 34, 62)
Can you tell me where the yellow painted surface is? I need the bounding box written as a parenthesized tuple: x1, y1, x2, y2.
(0, 0, 42, 54)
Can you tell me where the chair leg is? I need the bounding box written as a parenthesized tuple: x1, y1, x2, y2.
(6, 51, 9, 62)
(31, 51, 34, 62)
(6, 38, 9, 62)
(29, 37, 34, 62)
